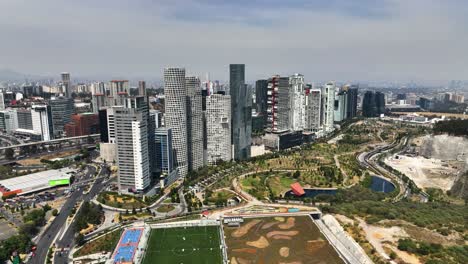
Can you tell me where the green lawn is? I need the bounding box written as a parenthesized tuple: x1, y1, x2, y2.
(142, 226, 223, 264)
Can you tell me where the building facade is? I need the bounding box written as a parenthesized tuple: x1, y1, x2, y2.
(186, 76, 204, 171)
(64, 113, 99, 137)
(49, 97, 74, 138)
(32, 105, 53, 141)
(267, 75, 290, 132)
(229, 64, 251, 161)
(305, 88, 321, 132)
(322, 82, 336, 132)
(154, 127, 174, 175)
(206, 94, 232, 164)
(61, 72, 71, 98)
(114, 97, 150, 192)
(289, 74, 306, 131)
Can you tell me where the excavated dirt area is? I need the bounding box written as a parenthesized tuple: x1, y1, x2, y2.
(385, 134, 468, 191)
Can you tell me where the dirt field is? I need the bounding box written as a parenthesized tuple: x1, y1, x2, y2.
(395, 112, 468, 119)
(385, 155, 458, 190)
(224, 216, 343, 264)
(17, 150, 80, 165)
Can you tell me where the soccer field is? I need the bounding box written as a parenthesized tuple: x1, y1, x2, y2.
(142, 226, 224, 264)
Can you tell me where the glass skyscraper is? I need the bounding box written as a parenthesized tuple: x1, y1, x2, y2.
(229, 64, 251, 161)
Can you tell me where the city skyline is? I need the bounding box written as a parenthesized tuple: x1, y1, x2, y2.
(0, 0, 467, 82)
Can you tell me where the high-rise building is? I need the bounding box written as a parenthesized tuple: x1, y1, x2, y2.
(64, 113, 99, 137)
(305, 87, 321, 132)
(49, 97, 74, 138)
(61, 72, 72, 98)
(138, 81, 146, 96)
(109, 80, 130, 106)
(230, 64, 251, 161)
(0, 109, 18, 133)
(376, 92, 386, 115)
(362, 91, 385, 117)
(206, 94, 232, 164)
(346, 86, 358, 119)
(0, 93, 5, 110)
(334, 91, 348, 122)
(91, 82, 106, 113)
(186, 76, 204, 171)
(114, 97, 150, 192)
(322, 82, 336, 133)
(267, 76, 290, 132)
(255, 79, 268, 117)
(98, 108, 109, 143)
(32, 105, 53, 141)
(289, 74, 306, 131)
(164, 68, 188, 177)
(154, 127, 174, 175)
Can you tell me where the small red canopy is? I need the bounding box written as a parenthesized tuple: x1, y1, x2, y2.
(290, 182, 305, 196)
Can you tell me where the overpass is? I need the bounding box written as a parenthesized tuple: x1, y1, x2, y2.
(0, 134, 100, 151)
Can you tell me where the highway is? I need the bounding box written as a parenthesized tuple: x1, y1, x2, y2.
(28, 164, 107, 264)
(53, 165, 108, 264)
(358, 138, 408, 201)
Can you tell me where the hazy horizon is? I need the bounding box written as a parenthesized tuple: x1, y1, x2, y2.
(1, 0, 467, 83)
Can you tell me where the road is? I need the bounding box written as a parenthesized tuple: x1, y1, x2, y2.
(53, 165, 109, 264)
(28, 164, 107, 264)
(358, 138, 408, 201)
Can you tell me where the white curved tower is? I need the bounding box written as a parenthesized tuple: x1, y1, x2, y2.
(164, 68, 188, 177)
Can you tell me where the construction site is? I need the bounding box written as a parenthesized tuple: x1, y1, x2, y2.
(384, 134, 468, 191)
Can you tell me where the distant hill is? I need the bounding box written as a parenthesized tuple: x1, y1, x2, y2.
(0, 68, 44, 82)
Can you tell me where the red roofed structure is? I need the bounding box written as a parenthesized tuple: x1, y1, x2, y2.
(290, 182, 305, 196)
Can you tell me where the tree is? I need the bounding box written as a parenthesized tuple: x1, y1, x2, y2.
(5, 148, 14, 160)
(75, 233, 85, 246)
(51, 209, 58, 216)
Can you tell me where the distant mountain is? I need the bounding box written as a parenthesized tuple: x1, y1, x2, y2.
(0, 68, 46, 82)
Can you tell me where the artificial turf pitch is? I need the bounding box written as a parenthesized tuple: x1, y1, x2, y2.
(142, 226, 223, 264)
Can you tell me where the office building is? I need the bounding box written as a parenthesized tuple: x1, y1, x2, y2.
(0, 109, 18, 133)
(49, 97, 74, 138)
(206, 94, 232, 164)
(109, 80, 130, 106)
(186, 76, 204, 171)
(154, 127, 174, 175)
(346, 86, 358, 119)
(289, 74, 306, 131)
(322, 82, 336, 133)
(114, 97, 150, 192)
(17, 109, 33, 130)
(334, 91, 348, 122)
(230, 64, 251, 161)
(267, 75, 290, 132)
(0, 93, 4, 110)
(164, 68, 188, 177)
(305, 88, 321, 132)
(376, 92, 386, 115)
(138, 81, 146, 96)
(91, 82, 106, 113)
(64, 113, 99, 137)
(32, 105, 54, 141)
(255, 79, 268, 117)
(362, 91, 385, 117)
(61, 72, 72, 98)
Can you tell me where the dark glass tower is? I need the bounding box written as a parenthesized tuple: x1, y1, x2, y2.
(346, 86, 358, 118)
(230, 64, 251, 161)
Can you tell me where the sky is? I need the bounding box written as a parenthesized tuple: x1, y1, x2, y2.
(0, 0, 467, 83)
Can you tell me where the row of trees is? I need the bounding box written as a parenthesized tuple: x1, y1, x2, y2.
(433, 119, 468, 136)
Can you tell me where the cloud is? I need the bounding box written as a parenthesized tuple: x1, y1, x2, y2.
(0, 0, 467, 83)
